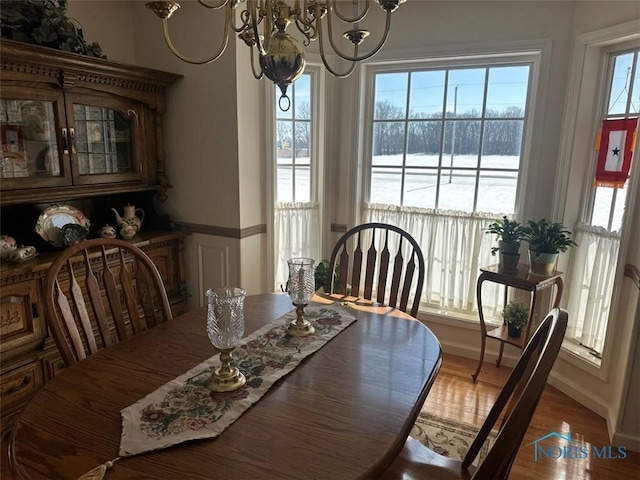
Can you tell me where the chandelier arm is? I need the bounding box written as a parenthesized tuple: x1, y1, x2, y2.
(249, 45, 265, 80)
(197, 0, 229, 9)
(326, 8, 392, 62)
(295, 23, 313, 46)
(330, 0, 369, 23)
(294, 0, 315, 42)
(295, 18, 316, 42)
(160, 9, 232, 64)
(230, 5, 248, 33)
(251, 0, 271, 57)
(299, 0, 312, 23)
(317, 21, 358, 78)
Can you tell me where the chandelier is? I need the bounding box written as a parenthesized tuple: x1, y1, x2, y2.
(146, 0, 405, 110)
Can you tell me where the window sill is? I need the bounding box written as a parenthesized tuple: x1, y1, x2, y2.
(559, 339, 604, 376)
(416, 305, 502, 329)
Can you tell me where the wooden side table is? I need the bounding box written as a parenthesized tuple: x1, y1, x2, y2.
(471, 264, 564, 381)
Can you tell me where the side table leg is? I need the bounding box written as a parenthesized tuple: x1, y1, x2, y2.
(496, 342, 505, 367)
(472, 273, 489, 381)
(472, 334, 485, 381)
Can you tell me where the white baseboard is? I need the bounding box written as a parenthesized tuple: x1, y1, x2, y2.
(547, 370, 610, 419)
(607, 406, 618, 444)
(612, 431, 640, 453)
(438, 340, 520, 370)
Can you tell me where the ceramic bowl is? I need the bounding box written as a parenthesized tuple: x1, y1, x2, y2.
(60, 224, 90, 247)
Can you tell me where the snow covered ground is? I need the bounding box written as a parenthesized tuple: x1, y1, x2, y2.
(276, 153, 620, 228)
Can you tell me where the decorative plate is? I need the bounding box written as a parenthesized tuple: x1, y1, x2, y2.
(35, 205, 90, 248)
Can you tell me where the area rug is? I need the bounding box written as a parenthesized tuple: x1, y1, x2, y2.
(410, 413, 498, 467)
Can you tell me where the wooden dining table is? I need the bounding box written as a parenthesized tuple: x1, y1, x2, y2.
(9, 293, 442, 480)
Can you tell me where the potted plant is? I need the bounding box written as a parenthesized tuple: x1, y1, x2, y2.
(485, 216, 526, 273)
(314, 260, 332, 292)
(502, 301, 529, 338)
(522, 218, 577, 276)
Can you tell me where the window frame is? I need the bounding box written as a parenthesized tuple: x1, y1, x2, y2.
(267, 63, 326, 291)
(583, 44, 639, 232)
(360, 52, 542, 218)
(275, 72, 316, 203)
(554, 21, 640, 379)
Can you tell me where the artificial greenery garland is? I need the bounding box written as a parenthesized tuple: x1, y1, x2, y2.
(1, 0, 105, 58)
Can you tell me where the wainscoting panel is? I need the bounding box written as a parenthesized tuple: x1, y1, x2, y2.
(185, 233, 240, 309)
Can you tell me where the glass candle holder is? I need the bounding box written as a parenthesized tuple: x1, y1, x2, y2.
(286, 257, 315, 337)
(205, 287, 246, 392)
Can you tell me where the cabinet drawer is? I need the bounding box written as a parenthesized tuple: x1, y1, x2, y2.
(147, 244, 178, 295)
(0, 362, 43, 411)
(40, 349, 66, 381)
(0, 279, 45, 355)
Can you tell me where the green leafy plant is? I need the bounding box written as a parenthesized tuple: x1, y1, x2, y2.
(314, 260, 340, 292)
(522, 218, 577, 254)
(485, 216, 526, 255)
(502, 301, 529, 331)
(1, 0, 105, 58)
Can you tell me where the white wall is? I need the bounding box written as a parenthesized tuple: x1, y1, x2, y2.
(67, 0, 135, 64)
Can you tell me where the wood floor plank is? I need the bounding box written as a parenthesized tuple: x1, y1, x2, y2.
(422, 354, 640, 480)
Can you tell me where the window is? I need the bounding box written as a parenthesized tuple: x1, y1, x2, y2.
(272, 71, 323, 291)
(588, 50, 638, 231)
(564, 46, 639, 363)
(369, 65, 529, 215)
(363, 56, 537, 316)
(276, 74, 313, 203)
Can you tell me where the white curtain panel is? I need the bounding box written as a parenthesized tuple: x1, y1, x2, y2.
(365, 204, 504, 317)
(563, 222, 620, 352)
(274, 202, 321, 292)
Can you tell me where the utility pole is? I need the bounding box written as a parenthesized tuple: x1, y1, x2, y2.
(449, 85, 457, 184)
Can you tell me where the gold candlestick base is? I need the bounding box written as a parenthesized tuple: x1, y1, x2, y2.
(206, 348, 246, 392)
(287, 304, 315, 337)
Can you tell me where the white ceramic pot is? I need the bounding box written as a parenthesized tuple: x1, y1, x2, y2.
(99, 224, 117, 239)
(0, 235, 17, 259)
(528, 250, 558, 276)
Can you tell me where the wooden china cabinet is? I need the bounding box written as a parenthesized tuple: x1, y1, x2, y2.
(0, 40, 187, 437)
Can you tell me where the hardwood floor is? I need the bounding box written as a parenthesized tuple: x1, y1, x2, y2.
(423, 353, 640, 480)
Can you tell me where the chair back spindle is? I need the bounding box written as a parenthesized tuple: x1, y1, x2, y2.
(44, 238, 172, 366)
(328, 223, 425, 317)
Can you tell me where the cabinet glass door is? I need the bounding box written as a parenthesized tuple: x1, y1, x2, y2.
(69, 95, 144, 186)
(73, 105, 134, 175)
(0, 98, 68, 188)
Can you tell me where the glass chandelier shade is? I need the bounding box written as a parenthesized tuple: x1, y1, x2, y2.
(146, 0, 405, 110)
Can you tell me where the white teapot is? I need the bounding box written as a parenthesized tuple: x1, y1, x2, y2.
(111, 203, 145, 233)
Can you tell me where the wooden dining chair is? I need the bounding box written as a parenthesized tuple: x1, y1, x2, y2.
(328, 223, 425, 316)
(381, 307, 568, 480)
(44, 238, 173, 367)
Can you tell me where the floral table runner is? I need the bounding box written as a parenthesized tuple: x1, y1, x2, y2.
(118, 303, 357, 457)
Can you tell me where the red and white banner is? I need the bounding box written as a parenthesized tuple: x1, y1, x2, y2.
(594, 118, 638, 188)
